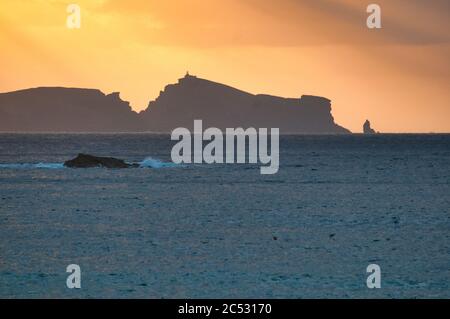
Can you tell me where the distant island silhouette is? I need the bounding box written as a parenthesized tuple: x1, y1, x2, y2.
(0, 73, 350, 133)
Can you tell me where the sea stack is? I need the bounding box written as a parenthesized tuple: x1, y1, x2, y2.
(363, 120, 376, 134)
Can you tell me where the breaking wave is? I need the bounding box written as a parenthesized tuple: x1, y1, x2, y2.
(0, 163, 65, 169)
(0, 157, 179, 169)
(138, 157, 180, 168)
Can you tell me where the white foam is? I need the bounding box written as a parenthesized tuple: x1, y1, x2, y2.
(0, 158, 179, 170)
(138, 157, 179, 169)
(0, 163, 65, 169)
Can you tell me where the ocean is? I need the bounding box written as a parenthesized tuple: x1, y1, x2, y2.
(0, 133, 449, 298)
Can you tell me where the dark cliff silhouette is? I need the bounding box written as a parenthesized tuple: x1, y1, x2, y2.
(363, 120, 377, 134)
(0, 87, 142, 132)
(0, 74, 350, 133)
(141, 74, 349, 133)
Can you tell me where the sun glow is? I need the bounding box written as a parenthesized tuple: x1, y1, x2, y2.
(1, 0, 449, 132)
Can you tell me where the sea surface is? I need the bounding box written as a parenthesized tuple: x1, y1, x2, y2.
(0, 133, 449, 298)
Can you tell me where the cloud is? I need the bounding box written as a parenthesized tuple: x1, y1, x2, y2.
(97, 0, 450, 47)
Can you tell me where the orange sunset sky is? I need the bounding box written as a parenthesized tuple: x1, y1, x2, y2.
(0, 0, 449, 132)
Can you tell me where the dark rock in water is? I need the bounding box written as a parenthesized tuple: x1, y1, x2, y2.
(64, 153, 135, 168)
(363, 120, 377, 134)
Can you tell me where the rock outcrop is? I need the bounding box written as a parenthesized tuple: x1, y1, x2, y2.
(64, 154, 137, 168)
(363, 120, 376, 134)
